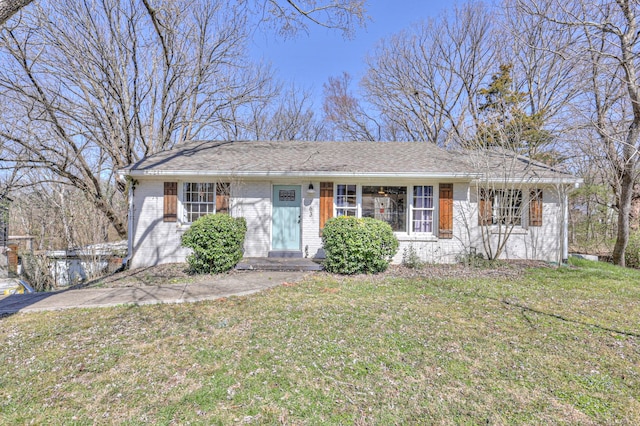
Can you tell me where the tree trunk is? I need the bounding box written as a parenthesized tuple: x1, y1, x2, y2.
(94, 197, 128, 240)
(613, 167, 634, 266)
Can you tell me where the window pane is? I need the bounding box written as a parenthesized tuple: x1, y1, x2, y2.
(183, 182, 216, 223)
(413, 185, 433, 209)
(412, 185, 434, 233)
(362, 186, 406, 232)
(336, 184, 356, 207)
(413, 210, 433, 233)
(336, 208, 356, 217)
(489, 189, 522, 225)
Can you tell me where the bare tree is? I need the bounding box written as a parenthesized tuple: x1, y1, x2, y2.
(323, 2, 496, 146)
(0, 0, 275, 239)
(0, 0, 31, 25)
(0, 0, 367, 243)
(229, 83, 327, 141)
(1, 0, 366, 33)
(322, 72, 382, 141)
(517, 0, 640, 266)
(252, 0, 367, 38)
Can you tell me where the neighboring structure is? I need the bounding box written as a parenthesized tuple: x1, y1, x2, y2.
(45, 240, 127, 287)
(118, 141, 581, 269)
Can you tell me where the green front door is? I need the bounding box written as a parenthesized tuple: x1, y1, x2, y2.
(272, 185, 301, 252)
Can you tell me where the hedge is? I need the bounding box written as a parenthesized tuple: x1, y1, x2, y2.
(181, 214, 247, 274)
(322, 216, 399, 274)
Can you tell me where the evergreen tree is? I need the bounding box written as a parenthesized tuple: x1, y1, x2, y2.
(475, 64, 556, 163)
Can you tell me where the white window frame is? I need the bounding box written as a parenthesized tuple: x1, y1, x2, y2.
(178, 181, 230, 224)
(335, 184, 358, 217)
(361, 185, 408, 233)
(411, 185, 435, 234)
(481, 188, 523, 226)
(332, 183, 438, 236)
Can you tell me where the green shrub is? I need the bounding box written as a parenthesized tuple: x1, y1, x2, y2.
(322, 216, 399, 274)
(456, 250, 491, 268)
(402, 244, 424, 269)
(625, 232, 640, 269)
(181, 214, 247, 274)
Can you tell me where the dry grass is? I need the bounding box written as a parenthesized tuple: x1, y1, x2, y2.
(79, 259, 548, 289)
(1, 258, 639, 424)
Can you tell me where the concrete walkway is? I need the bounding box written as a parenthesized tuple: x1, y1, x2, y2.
(0, 270, 308, 315)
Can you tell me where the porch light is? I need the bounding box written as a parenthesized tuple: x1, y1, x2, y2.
(378, 186, 386, 195)
(307, 183, 316, 195)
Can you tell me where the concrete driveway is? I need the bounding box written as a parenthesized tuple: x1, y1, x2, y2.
(0, 270, 308, 315)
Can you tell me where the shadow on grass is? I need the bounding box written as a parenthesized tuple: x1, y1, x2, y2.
(497, 298, 640, 339)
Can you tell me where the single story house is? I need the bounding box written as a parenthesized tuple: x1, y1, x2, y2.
(118, 141, 581, 269)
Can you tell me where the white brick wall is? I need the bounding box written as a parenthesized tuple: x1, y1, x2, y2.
(129, 179, 566, 268)
(301, 181, 324, 258)
(465, 185, 563, 263)
(130, 180, 191, 269)
(232, 181, 271, 257)
(392, 183, 469, 264)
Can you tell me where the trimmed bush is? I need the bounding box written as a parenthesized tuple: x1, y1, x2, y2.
(322, 216, 399, 274)
(181, 214, 247, 274)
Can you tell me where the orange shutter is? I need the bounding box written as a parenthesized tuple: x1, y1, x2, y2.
(529, 189, 543, 227)
(439, 183, 453, 239)
(163, 182, 178, 222)
(319, 182, 334, 235)
(478, 188, 492, 226)
(216, 182, 230, 214)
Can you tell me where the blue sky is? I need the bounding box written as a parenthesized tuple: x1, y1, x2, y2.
(249, 0, 454, 104)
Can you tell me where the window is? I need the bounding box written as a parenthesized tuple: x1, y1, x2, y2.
(182, 182, 230, 223)
(362, 186, 406, 232)
(333, 184, 446, 235)
(412, 186, 434, 233)
(479, 188, 523, 226)
(336, 184, 357, 217)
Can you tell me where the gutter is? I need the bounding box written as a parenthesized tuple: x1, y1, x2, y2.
(117, 169, 582, 185)
(476, 177, 584, 185)
(118, 169, 482, 180)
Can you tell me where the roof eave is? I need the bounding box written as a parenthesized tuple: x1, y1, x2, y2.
(479, 177, 583, 185)
(119, 169, 482, 180)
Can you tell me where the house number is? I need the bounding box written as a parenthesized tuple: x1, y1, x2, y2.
(279, 190, 296, 201)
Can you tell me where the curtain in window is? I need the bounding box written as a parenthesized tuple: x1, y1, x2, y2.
(413, 186, 433, 233)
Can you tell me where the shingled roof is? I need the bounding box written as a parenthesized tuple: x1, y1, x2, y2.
(122, 140, 477, 178)
(120, 140, 579, 183)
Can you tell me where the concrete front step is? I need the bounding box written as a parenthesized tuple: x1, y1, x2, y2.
(236, 257, 323, 272)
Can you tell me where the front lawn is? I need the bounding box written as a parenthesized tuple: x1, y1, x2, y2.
(1, 259, 639, 424)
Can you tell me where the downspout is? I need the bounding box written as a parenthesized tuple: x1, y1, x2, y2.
(562, 185, 569, 263)
(122, 180, 135, 269)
